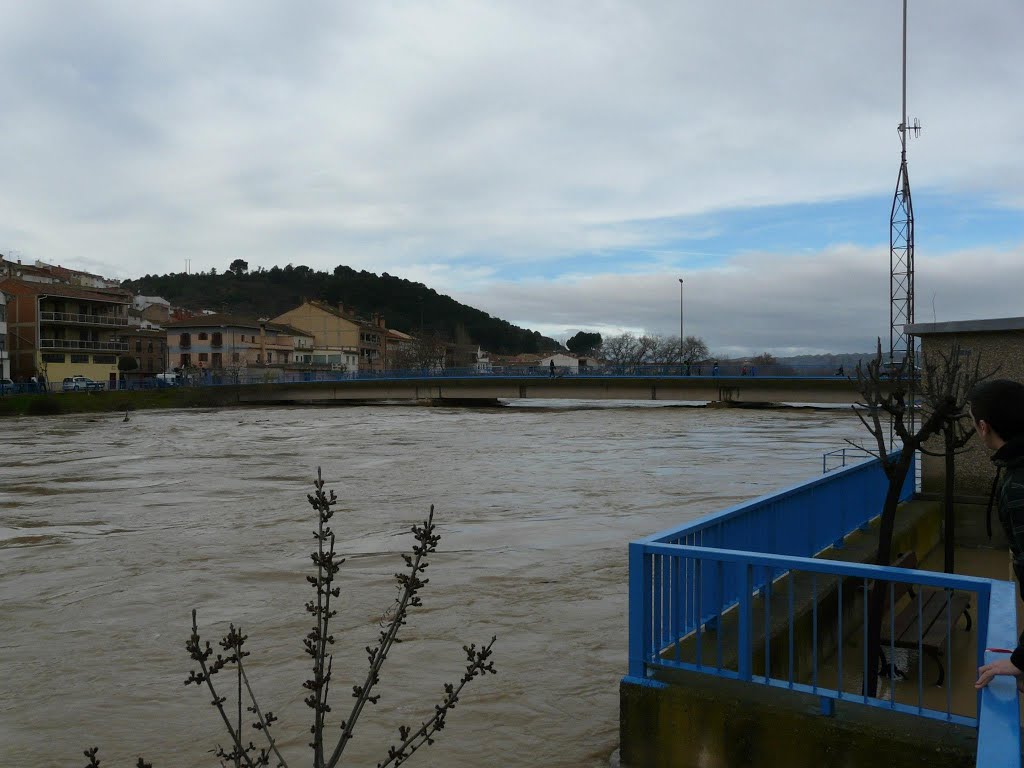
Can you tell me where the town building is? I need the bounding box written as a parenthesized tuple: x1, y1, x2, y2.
(131, 295, 171, 326)
(164, 314, 313, 376)
(0, 288, 9, 381)
(0, 277, 130, 388)
(538, 352, 595, 373)
(117, 328, 168, 383)
(272, 301, 384, 371)
(0, 256, 59, 284)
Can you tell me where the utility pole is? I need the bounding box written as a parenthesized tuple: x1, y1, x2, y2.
(890, 0, 920, 376)
(889, 0, 921, 434)
(678, 278, 685, 355)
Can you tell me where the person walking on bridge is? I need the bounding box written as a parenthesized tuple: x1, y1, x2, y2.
(972, 380, 1024, 691)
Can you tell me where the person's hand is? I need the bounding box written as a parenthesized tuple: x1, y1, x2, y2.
(975, 658, 1023, 689)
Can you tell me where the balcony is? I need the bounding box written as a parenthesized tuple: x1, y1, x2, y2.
(40, 339, 129, 352)
(39, 311, 129, 327)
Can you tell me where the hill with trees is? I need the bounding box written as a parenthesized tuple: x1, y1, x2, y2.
(125, 262, 561, 354)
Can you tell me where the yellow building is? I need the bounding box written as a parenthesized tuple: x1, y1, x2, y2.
(272, 301, 384, 371)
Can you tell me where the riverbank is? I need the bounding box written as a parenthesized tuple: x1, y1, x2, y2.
(0, 387, 245, 417)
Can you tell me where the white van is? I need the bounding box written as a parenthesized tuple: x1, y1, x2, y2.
(155, 372, 181, 387)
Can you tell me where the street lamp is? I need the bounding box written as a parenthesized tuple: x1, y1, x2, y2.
(678, 278, 685, 342)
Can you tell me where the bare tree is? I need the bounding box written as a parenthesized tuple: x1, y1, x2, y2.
(849, 339, 974, 697)
(84, 470, 497, 767)
(388, 333, 449, 371)
(916, 342, 993, 573)
(681, 336, 711, 365)
(600, 332, 709, 367)
(599, 333, 656, 367)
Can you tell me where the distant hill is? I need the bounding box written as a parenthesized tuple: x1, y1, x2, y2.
(775, 353, 876, 370)
(125, 264, 562, 355)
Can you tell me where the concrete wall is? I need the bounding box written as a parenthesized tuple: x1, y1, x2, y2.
(917, 327, 1024, 501)
(620, 671, 974, 768)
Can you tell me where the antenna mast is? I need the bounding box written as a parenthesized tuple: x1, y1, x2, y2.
(889, 0, 920, 377)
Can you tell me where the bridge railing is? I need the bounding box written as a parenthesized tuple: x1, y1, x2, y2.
(4, 361, 871, 395)
(184, 362, 853, 386)
(626, 454, 1020, 764)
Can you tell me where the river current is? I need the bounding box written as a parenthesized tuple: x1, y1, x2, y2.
(0, 401, 867, 767)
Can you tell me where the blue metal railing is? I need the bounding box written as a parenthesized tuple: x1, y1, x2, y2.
(626, 455, 1020, 764)
(822, 446, 874, 473)
(644, 453, 915, 559)
(1, 362, 864, 396)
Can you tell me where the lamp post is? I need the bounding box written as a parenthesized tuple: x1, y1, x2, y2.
(678, 277, 684, 343)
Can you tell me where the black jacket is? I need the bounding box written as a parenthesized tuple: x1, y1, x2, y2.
(991, 438, 1024, 670)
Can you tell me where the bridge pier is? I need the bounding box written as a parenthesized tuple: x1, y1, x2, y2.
(416, 398, 503, 408)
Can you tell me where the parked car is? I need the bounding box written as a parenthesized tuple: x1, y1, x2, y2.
(0, 377, 14, 394)
(155, 372, 181, 387)
(62, 376, 104, 391)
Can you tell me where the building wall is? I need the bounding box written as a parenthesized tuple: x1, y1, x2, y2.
(539, 353, 578, 369)
(4, 289, 38, 380)
(273, 304, 360, 349)
(918, 329, 1024, 500)
(0, 291, 8, 380)
(120, 331, 168, 378)
(274, 304, 385, 370)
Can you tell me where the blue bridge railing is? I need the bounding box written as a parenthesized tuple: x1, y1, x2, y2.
(1, 362, 861, 396)
(626, 453, 1020, 765)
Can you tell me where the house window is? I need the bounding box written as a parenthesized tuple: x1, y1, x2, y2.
(198, 332, 208, 341)
(267, 351, 273, 363)
(212, 332, 223, 347)
(212, 352, 222, 369)
(42, 353, 65, 363)
(135, 340, 142, 352)
(180, 353, 191, 367)
(71, 354, 90, 364)
(147, 342, 153, 353)
(232, 352, 240, 362)
(94, 355, 116, 364)
(179, 332, 191, 348)
(198, 353, 208, 363)
(146, 359, 153, 372)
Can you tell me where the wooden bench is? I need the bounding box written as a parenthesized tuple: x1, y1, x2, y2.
(879, 551, 972, 686)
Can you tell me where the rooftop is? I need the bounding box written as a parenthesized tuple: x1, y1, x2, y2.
(906, 317, 1024, 335)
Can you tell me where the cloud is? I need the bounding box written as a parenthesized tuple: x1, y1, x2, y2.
(453, 242, 1024, 355)
(0, 1, 1020, 348)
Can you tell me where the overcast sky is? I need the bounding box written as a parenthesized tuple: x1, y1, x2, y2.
(1, 1, 1021, 354)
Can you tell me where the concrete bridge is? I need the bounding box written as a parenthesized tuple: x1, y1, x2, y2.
(231, 374, 868, 406)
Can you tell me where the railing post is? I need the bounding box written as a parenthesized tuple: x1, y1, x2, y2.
(738, 563, 753, 680)
(628, 542, 651, 678)
(977, 580, 1021, 767)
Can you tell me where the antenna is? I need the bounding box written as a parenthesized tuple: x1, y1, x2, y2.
(889, 0, 920, 369)
(889, 0, 921, 431)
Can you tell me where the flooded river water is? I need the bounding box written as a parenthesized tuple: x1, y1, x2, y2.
(0, 401, 867, 767)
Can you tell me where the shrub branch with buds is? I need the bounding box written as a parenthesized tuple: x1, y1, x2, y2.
(83, 469, 496, 767)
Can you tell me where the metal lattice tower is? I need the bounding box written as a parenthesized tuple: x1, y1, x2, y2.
(889, 0, 920, 375)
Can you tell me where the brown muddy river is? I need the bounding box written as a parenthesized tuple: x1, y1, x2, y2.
(0, 401, 867, 767)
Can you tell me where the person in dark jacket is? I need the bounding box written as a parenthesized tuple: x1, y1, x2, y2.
(972, 379, 1024, 689)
